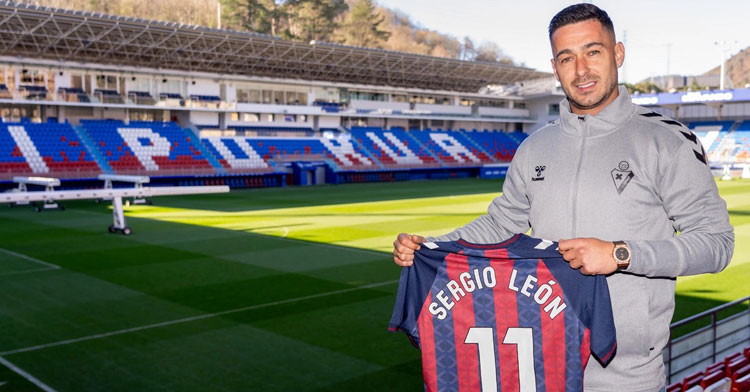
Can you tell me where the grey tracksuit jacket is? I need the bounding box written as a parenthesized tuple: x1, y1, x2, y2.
(432, 86, 734, 391)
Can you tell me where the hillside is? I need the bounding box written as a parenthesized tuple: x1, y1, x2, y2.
(23, 0, 515, 65)
(704, 46, 750, 88)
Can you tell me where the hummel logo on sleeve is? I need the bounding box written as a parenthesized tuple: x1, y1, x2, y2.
(532, 165, 546, 181)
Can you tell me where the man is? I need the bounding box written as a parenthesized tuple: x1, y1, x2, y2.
(392, 3, 734, 391)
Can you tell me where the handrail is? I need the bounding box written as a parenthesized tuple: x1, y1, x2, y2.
(671, 296, 750, 329)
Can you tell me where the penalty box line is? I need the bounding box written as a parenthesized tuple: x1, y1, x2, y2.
(0, 247, 61, 272)
(0, 356, 58, 392)
(0, 279, 399, 357)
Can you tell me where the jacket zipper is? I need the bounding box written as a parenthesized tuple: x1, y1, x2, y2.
(571, 117, 587, 237)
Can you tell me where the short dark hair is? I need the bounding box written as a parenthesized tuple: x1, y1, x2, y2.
(548, 3, 615, 40)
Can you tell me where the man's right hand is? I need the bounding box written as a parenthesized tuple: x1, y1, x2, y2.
(393, 233, 425, 267)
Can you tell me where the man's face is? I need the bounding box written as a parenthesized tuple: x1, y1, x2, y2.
(550, 19, 625, 115)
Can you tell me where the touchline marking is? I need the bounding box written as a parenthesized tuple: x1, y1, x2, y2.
(0, 248, 61, 270)
(0, 356, 57, 392)
(0, 268, 57, 277)
(0, 279, 399, 356)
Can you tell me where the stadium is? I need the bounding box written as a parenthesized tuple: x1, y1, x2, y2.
(0, 1, 747, 391)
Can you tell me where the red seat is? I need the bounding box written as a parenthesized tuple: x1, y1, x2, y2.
(707, 361, 726, 375)
(666, 382, 682, 392)
(745, 347, 750, 360)
(729, 358, 750, 378)
(733, 365, 750, 383)
(732, 372, 750, 392)
(727, 352, 744, 366)
(684, 371, 705, 390)
(702, 370, 726, 388)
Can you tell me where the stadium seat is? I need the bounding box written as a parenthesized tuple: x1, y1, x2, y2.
(709, 361, 727, 375)
(732, 373, 750, 392)
(744, 347, 750, 360)
(732, 365, 750, 384)
(666, 382, 682, 392)
(727, 353, 745, 367)
(684, 371, 705, 390)
(728, 358, 750, 378)
(702, 370, 727, 388)
(81, 120, 214, 175)
(349, 127, 433, 168)
(0, 122, 101, 179)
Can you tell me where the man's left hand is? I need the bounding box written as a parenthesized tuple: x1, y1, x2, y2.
(558, 238, 617, 275)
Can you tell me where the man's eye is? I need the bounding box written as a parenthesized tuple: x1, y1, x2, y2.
(560, 57, 572, 63)
(588, 50, 600, 56)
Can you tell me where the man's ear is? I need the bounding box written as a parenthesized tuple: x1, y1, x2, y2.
(550, 58, 560, 81)
(615, 42, 625, 68)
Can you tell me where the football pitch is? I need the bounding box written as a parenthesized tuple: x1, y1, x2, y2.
(0, 178, 748, 391)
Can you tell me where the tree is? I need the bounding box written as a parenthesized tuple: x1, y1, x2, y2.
(336, 0, 389, 48)
(222, 0, 289, 36)
(287, 0, 347, 42)
(461, 36, 476, 61)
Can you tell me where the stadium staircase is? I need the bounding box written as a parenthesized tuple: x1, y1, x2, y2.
(72, 124, 111, 173)
(0, 120, 101, 179)
(184, 123, 225, 174)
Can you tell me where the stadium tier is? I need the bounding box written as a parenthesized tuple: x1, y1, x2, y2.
(666, 346, 750, 391)
(0, 120, 100, 178)
(350, 127, 438, 168)
(0, 122, 528, 181)
(733, 121, 750, 162)
(408, 128, 488, 165)
(80, 120, 215, 176)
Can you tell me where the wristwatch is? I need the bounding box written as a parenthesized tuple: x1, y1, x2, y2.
(612, 241, 631, 270)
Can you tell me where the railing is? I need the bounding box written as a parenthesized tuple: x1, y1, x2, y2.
(665, 296, 750, 383)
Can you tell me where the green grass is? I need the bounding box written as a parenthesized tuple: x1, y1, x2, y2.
(0, 177, 747, 391)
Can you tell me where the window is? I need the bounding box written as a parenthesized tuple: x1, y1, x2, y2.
(548, 103, 560, 115)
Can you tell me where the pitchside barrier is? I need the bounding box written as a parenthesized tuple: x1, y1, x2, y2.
(1, 184, 229, 235)
(664, 296, 750, 384)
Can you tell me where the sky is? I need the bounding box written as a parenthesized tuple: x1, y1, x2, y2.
(375, 0, 750, 84)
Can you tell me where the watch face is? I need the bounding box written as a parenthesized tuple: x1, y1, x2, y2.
(615, 247, 630, 261)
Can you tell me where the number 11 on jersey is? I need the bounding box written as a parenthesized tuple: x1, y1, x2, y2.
(464, 327, 537, 392)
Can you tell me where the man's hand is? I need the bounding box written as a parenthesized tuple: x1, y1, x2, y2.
(393, 233, 425, 267)
(558, 238, 617, 275)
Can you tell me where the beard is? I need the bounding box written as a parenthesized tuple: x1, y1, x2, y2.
(565, 77, 618, 112)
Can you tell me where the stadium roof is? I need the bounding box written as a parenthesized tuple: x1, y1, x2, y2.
(0, 1, 552, 93)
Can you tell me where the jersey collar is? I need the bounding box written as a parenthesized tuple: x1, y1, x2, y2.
(559, 85, 636, 138)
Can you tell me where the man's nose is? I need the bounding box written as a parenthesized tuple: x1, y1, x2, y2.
(575, 57, 590, 77)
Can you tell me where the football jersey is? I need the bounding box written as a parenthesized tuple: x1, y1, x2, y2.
(389, 234, 617, 392)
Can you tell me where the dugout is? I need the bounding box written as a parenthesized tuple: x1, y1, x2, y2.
(292, 161, 327, 186)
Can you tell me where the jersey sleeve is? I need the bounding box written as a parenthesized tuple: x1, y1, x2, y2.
(388, 246, 443, 348)
(586, 275, 618, 365)
(542, 255, 618, 366)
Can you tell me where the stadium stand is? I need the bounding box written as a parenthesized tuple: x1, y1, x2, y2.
(127, 91, 156, 105)
(313, 100, 341, 113)
(666, 347, 750, 392)
(0, 83, 12, 99)
(201, 137, 273, 173)
(94, 89, 124, 104)
(409, 129, 484, 165)
(19, 85, 47, 100)
(81, 120, 215, 175)
(349, 127, 437, 168)
(733, 121, 750, 162)
(0, 120, 100, 179)
(689, 121, 736, 163)
(465, 129, 526, 161)
(57, 87, 90, 103)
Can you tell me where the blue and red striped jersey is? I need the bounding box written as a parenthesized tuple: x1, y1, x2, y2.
(389, 234, 617, 392)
